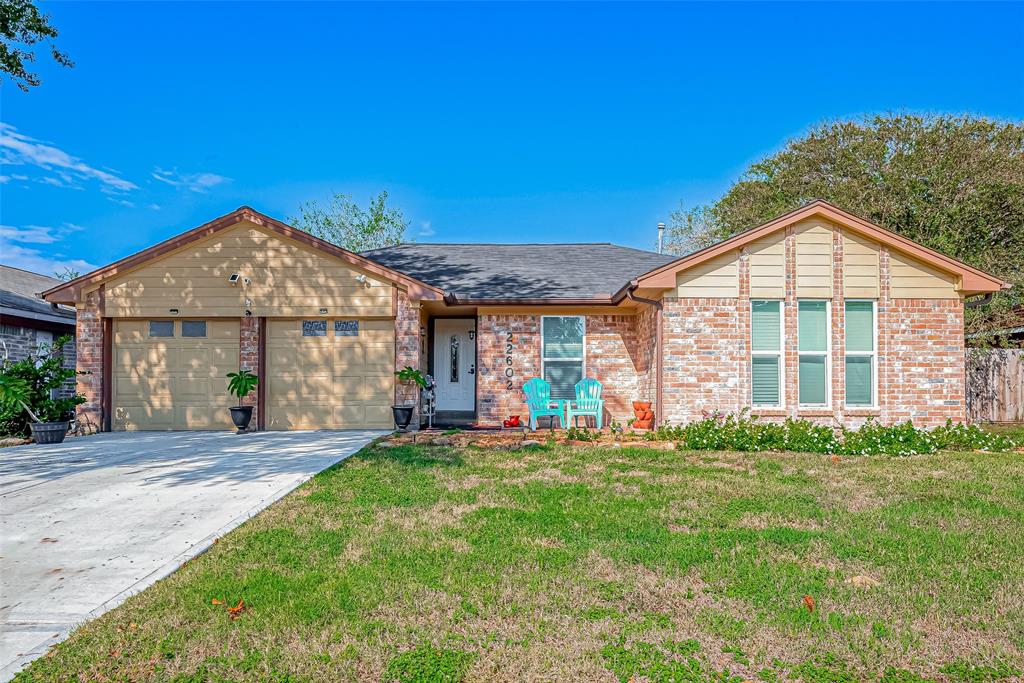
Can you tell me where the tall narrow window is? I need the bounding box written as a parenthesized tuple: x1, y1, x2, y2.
(751, 300, 782, 406)
(542, 316, 584, 400)
(798, 300, 829, 406)
(845, 300, 876, 406)
(449, 335, 460, 383)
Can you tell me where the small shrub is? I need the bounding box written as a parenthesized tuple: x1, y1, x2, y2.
(566, 425, 598, 442)
(383, 644, 475, 683)
(0, 336, 85, 437)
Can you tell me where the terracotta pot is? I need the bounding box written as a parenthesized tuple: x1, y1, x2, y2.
(632, 401, 651, 412)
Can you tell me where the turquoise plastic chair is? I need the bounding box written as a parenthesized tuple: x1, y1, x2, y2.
(522, 377, 564, 431)
(566, 378, 604, 430)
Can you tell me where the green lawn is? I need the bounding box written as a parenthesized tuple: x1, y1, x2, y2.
(18, 440, 1024, 682)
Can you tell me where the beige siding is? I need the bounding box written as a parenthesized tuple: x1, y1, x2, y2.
(113, 319, 239, 430)
(890, 249, 959, 299)
(795, 220, 833, 297)
(105, 221, 394, 317)
(747, 232, 785, 298)
(843, 231, 880, 298)
(676, 251, 738, 297)
(266, 318, 395, 429)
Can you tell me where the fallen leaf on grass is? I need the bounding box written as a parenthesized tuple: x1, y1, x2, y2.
(211, 598, 223, 605)
(830, 455, 841, 464)
(802, 595, 815, 612)
(228, 599, 246, 620)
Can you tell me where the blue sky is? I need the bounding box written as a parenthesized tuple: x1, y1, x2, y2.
(1, 1, 1022, 277)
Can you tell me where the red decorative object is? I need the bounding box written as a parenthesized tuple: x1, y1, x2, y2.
(632, 401, 654, 430)
(503, 415, 521, 428)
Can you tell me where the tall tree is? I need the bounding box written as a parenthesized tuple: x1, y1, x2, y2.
(0, 0, 72, 91)
(666, 114, 1024, 339)
(290, 191, 410, 252)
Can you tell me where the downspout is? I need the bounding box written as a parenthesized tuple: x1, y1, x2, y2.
(626, 282, 663, 428)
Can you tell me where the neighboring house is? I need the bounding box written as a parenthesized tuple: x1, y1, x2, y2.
(1, 266, 77, 393)
(42, 200, 1008, 432)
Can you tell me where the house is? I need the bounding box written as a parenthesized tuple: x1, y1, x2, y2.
(41, 200, 1008, 432)
(1, 265, 77, 383)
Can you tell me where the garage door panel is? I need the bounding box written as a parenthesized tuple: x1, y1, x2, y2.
(267, 318, 395, 430)
(113, 319, 239, 431)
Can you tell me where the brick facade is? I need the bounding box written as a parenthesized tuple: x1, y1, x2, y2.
(238, 316, 260, 429)
(75, 288, 104, 433)
(660, 297, 747, 424)
(584, 315, 643, 425)
(394, 289, 422, 425)
(476, 314, 542, 425)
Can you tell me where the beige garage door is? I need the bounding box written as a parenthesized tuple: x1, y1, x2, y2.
(266, 318, 394, 430)
(113, 319, 239, 430)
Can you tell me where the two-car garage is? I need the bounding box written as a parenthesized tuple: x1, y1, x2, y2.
(112, 317, 395, 431)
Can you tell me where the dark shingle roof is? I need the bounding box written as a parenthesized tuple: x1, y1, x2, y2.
(361, 243, 676, 300)
(0, 265, 75, 322)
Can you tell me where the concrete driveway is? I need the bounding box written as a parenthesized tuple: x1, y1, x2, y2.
(0, 429, 384, 680)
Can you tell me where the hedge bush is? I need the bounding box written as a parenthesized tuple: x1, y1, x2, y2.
(644, 411, 1017, 456)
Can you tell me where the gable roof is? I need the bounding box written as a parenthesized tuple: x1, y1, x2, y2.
(633, 200, 1009, 296)
(0, 265, 75, 324)
(41, 207, 445, 304)
(361, 243, 675, 303)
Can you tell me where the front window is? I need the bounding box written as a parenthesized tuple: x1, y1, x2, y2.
(751, 300, 782, 406)
(798, 300, 830, 406)
(845, 300, 876, 406)
(542, 316, 584, 400)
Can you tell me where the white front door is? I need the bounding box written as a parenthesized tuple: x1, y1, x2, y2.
(433, 319, 476, 412)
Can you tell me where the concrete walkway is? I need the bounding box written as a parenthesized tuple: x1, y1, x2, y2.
(0, 429, 384, 680)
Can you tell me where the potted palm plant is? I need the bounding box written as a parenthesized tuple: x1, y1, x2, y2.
(0, 336, 86, 445)
(392, 366, 426, 431)
(226, 370, 258, 433)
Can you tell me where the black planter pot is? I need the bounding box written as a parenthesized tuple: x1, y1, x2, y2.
(30, 421, 69, 445)
(229, 406, 254, 433)
(391, 405, 414, 431)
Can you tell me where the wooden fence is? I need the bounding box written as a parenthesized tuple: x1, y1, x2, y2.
(967, 349, 1024, 423)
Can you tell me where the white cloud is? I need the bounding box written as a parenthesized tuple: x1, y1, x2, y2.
(0, 222, 97, 277)
(417, 221, 435, 238)
(148, 203, 161, 210)
(151, 167, 230, 193)
(107, 197, 136, 208)
(0, 242, 97, 278)
(0, 123, 138, 193)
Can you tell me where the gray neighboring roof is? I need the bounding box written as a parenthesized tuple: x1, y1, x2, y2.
(361, 243, 676, 300)
(0, 265, 76, 324)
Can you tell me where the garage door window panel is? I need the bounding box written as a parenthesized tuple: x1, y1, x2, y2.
(149, 320, 174, 337)
(182, 320, 207, 338)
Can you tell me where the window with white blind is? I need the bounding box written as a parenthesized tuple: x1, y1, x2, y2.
(845, 300, 876, 406)
(541, 316, 584, 400)
(751, 300, 783, 406)
(798, 300, 830, 406)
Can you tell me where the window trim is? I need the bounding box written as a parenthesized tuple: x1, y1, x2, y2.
(797, 299, 831, 408)
(540, 315, 586, 398)
(750, 299, 785, 408)
(844, 299, 878, 409)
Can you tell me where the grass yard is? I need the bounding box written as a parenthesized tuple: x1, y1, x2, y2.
(18, 439, 1024, 682)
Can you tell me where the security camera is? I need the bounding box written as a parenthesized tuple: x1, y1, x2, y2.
(228, 273, 241, 285)
(355, 274, 367, 284)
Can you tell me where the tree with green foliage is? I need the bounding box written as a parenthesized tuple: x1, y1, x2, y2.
(290, 191, 409, 252)
(0, 0, 72, 91)
(666, 114, 1024, 340)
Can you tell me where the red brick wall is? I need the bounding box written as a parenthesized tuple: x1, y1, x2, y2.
(635, 305, 658, 412)
(585, 315, 643, 425)
(394, 289, 422, 424)
(476, 314, 541, 425)
(239, 316, 260, 429)
(660, 297, 747, 424)
(75, 288, 105, 432)
(879, 298, 965, 426)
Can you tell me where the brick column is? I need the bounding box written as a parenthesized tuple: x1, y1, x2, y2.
(75, 287, 104, 433)
(783, 227, 799, 416)
(394, 289, 422, 426)
(239, 316, 260, 430)
(832, 229, 845, 417)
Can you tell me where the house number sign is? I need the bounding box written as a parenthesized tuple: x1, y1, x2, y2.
(505, 332, 515, 390)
